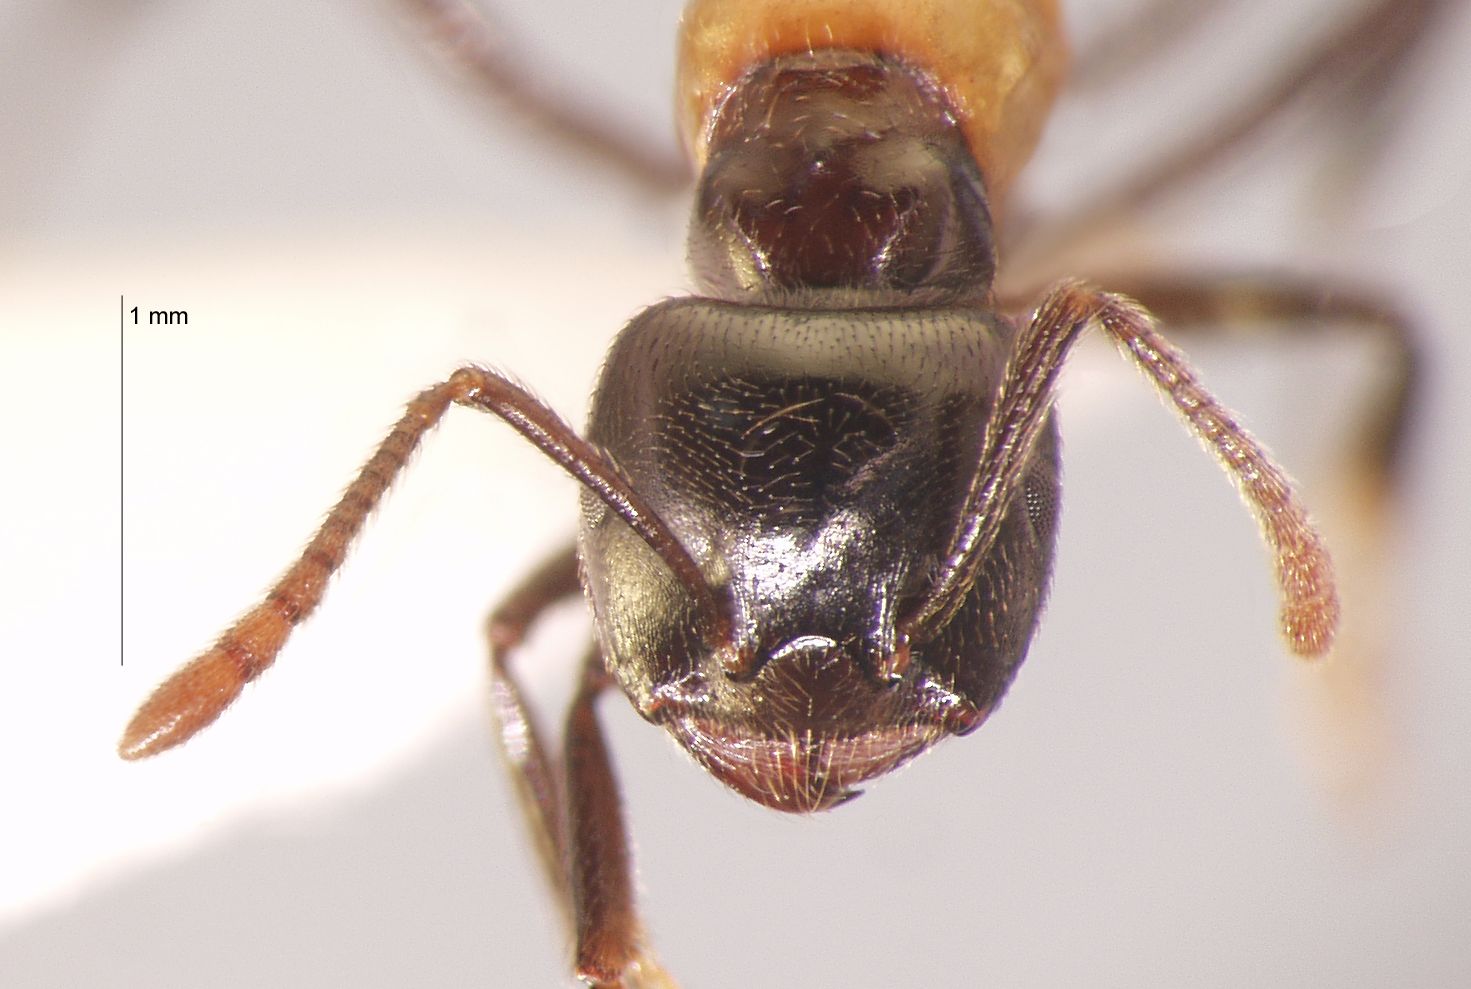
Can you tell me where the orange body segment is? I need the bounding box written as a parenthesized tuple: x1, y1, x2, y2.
(677, 0, 1067, 201)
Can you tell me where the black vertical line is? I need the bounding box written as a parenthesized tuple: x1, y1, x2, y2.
(120, 295, 125, 666)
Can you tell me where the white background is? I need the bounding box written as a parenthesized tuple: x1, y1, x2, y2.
(2, 0, 1469, 986)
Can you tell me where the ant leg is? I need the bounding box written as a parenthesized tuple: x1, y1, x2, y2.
(120, 366, 725, 760)
(387, 0, 689, 195)
(563, 653, 675, 989)
(1008, 0, 1450, 271)
(485, 545, 582, 925)
(485, 547, 677, 987)
(904, 280, 1337, 658)
(1069, 0, 1233, 90)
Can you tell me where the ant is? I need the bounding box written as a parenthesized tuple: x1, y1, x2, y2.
(119, 0, 1437, 985)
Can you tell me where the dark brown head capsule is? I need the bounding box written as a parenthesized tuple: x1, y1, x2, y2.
(580, 53, 1058, 812)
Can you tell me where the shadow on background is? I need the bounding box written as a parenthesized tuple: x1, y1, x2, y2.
(1, 717, 559, 988)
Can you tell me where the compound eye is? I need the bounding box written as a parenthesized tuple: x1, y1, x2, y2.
(1023, 468, 1058, 543)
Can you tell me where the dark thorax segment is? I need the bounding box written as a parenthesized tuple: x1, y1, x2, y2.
(689, 50, 997, 308)
(579, 299, 1060, 810)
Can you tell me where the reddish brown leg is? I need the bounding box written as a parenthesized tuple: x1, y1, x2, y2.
(388, 0, 689, 195)
(564, 656, 656, 988)
(487, 548, 674, 988)
(1007, 0, 1451, 274)
(120, 365, 723, 760)
(904, 280, 1338, 658)
(485, 545, 582, 922)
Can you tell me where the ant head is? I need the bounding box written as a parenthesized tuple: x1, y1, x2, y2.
(580, 299, 1062, 812)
